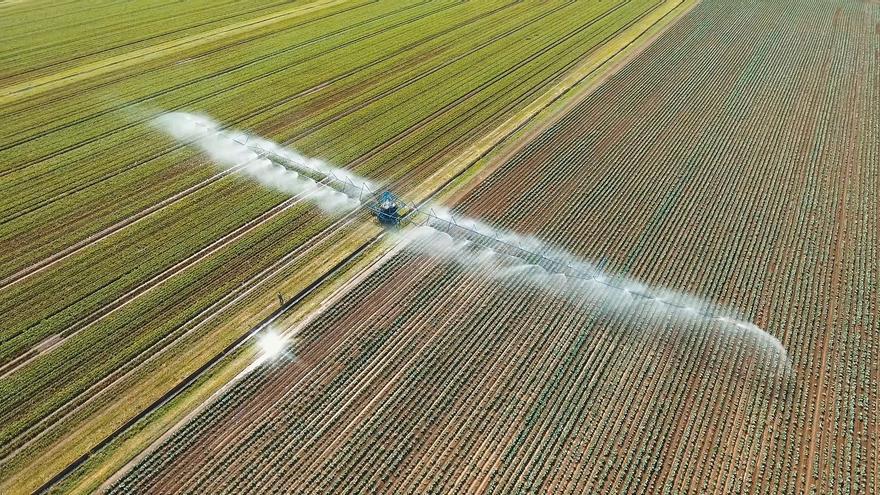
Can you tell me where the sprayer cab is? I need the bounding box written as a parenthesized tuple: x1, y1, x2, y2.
(371, 191, 402, 227)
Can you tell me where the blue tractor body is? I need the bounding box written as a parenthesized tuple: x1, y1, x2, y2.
(372, 191, 402, 226)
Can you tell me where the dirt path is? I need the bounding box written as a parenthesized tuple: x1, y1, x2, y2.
(802, 72, 853, 495)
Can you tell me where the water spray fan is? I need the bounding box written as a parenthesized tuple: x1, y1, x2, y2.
(158, 112, 787, 365)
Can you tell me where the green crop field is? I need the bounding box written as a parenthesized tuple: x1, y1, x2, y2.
(0, 0, 694, 492)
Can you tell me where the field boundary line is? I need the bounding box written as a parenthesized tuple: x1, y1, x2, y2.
(0, 0, 349, 105)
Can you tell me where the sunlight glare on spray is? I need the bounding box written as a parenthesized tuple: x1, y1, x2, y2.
(258, 330, 287, 360)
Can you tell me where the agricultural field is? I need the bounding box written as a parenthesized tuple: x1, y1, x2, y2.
(105, 0, 878, 493)
(0, 0, 695, 492)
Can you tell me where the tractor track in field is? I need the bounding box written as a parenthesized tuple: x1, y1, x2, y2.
(0, 1, 536, 288)
(0, 181, 301, 379)
(0, 165, 246, 293)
